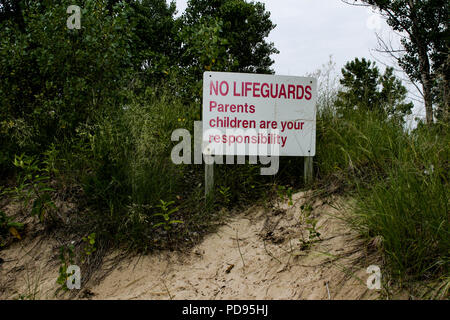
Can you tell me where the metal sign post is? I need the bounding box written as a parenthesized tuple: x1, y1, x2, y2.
(304, 156, 313, 184)
(205, 162, 214, 198)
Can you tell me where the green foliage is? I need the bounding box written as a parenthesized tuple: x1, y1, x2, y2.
(277, 185, 293, 206)
(177, 0, 279, 101)
(85, 91, 195, 207)
(82, 232, 96, 259)
(152, 200, 183, 232)
(0, 0, 279, 242)
(215, 160, 270, 204)
(313, 54, 448, 286)
(8, 154, 56, 222)
(337, 58, 380, 109)
(316, 100, 449, 284)
(379, 67, 414, 119)
(56, 244, 75, 291)
(217, 186, 232, 205)
(125, 0, 180, 89)
(0, 0, 279, 174)
(183, 0, 278, 73)
(0, 210, 23, 246)
(178, 17, 232, 100)
(352, 124, 449, 282)
(298, 204, 321, 251)
(336, 58, 413, 121)
(0, 210, 22, 232)
(54, 90, 199, 249)
(28, 84, 279, 251)
(0, 0, 135, 171)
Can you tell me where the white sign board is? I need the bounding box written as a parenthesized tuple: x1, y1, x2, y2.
(202, 71, 317, 156)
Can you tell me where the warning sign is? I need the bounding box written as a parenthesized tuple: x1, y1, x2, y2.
(202, 71, 317, 156)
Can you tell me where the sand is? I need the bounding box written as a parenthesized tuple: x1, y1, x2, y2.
(0, 192, 380, 300)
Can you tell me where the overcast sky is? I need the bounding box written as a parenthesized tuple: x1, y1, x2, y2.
(171, 0, 423, 123)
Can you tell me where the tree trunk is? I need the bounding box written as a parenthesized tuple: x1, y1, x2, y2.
(441, 54, 450, 123)
(409, 2, 434, 124)
(416, 39, 433, 124)
(422, 74, 434, 125)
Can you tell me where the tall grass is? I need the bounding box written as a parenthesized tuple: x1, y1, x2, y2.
(354, 124, 449, 283)
(316, 105, 449, 285)
(76, 91, 200, 247)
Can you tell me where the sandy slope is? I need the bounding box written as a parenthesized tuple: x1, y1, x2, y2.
(0, 192, 380, 300)
(90, 192, 379, 300)
(0, 231, 61, 299)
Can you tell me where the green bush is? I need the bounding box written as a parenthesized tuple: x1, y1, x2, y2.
(0, 0, 135, 173)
